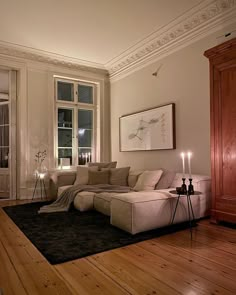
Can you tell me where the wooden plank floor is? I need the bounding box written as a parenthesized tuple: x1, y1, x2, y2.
(0, 200, 236, 295)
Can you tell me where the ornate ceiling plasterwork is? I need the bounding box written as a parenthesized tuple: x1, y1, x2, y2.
(0, 42, 108, 76)
(107, 0, 236, 79)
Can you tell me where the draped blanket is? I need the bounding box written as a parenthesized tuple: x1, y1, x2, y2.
(38, 184, 133, 214)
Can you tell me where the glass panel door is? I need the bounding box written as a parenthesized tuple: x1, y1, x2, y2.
(0, 103, 9, 168)
(0, 102, 9, 198)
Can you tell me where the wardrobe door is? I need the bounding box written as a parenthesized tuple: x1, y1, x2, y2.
(205, 38, 236, 223)
(213, 60, 236, 222)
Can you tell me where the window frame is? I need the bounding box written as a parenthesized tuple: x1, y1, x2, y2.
(55, 77, 97, 167)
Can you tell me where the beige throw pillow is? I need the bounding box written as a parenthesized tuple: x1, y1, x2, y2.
(74, 166, 98, 185)
(109, 167, 130, 186)
(133, 170, 163, 191)
(88, 170, 110, 185)
(128, 170, 144, 187)
(155, 169, 176, 189)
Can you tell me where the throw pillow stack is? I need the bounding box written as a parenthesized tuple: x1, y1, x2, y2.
(74, 162, 130, 187)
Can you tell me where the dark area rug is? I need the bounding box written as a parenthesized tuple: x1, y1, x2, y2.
(3, 201, 194, 264)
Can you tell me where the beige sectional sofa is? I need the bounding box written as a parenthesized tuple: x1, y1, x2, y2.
(49, 169, 211, 234)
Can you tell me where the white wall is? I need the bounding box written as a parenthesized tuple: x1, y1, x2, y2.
(0, 70, 9, 93)
(110, 30, 232, 176)
(0, 56, 109, 199)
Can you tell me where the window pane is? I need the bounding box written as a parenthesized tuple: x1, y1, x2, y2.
(57, 81, 74, 102)
(0, 147, 9, 168)
(0, 126, 9, 147)
(78, 130, 92, 147)
(58, 148, 72, 165)
(58, 108, 73, 128)
(78, 109, 93, 152)
(58, 129, 72, 147)
(78, 84, 93, 104)
(58, 108, 73, 166)
(78, 109, 93, 129)
(0, 104, 9, 126)
(78, 148, 92, 165)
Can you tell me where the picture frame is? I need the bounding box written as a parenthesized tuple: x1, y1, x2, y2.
(119, 103, 175, 151)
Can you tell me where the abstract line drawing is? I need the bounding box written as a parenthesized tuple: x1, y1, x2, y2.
(120, 104, 175, 151)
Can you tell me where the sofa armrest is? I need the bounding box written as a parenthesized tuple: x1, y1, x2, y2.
(49, 171, 76, 199)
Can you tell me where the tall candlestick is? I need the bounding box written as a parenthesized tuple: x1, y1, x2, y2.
(187, 151, 192, 178)
(181, 152, 185, 178)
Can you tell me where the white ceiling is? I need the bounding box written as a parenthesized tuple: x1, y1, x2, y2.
(0, 0, 203, 67)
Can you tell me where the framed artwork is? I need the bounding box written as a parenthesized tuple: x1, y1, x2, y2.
(119, 103, 175, 151)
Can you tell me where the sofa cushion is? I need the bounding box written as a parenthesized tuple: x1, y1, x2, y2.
(155, 169, 176, 190)
(88, 169, 110, 185)
(109, 167, 130, 186)
(134, 170, 163, 191)
(74, 166, 98, 185)
(74, 191, 95, 212)
(128, 170, 144, 188)
(88, 161, 117, 170)
(94, 192, 119, 216)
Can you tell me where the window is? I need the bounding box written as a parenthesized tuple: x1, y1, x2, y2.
(55, 78, 96, 166)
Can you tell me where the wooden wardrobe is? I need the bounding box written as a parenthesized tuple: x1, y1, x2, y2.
(204, 37, 236, 224)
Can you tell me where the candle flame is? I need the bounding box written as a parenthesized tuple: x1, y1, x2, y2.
(181, 152, 185, 158)
(187, 151, 192, 158)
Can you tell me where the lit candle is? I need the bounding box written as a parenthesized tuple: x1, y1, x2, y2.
(187, 151, 192, 178)
(181, 152, 185, 178)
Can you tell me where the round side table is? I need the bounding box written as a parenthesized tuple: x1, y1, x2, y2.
(169, 190, 201, 239)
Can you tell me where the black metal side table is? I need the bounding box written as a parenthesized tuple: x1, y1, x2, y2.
(169, 190, 201, 239)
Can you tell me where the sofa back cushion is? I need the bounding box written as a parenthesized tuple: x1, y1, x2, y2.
(88, 170, 110, 185)
(88, 161, 117, 170)
(110, 167, 130, 186)
(155, 169, 176, 190)
(74, 166, 98, 185)
(128, 170, 144, 187)
(133, 170, 163, 191)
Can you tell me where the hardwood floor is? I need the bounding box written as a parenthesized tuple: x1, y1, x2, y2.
(0, 200, 236, 295)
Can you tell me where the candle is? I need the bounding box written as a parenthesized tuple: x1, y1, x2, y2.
(181, 152, 185, 178)
(187, 151, 192, 178)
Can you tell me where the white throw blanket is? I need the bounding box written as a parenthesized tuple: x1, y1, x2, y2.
(38, 184, 133, 214)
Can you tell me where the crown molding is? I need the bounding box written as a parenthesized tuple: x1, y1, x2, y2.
(107, 0, 236, 80)
(0, 41, 108, 76)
